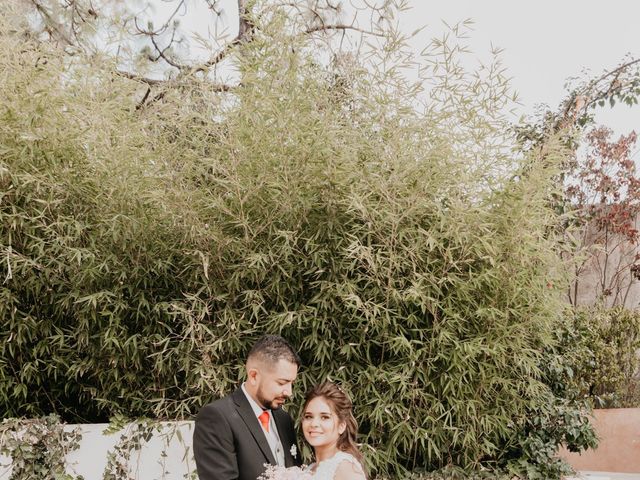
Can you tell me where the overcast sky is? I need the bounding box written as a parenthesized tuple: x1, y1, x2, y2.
(152, 0, 639, 156)
(403, 1, 639, 142)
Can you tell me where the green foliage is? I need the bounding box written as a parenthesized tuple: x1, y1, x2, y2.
(0, 416, 198, 480)
(497, 303, 640, 478)
(568, 306, 640, 407)
(494, 306, 599, 479)
(0, 30, 193, 421)
(503, 400, 597, 479)
(102, 417, 156, 480)
(407, 467, 513, 480)
(0, 2, 592, 477)
(0, 415, 83, 479)
(517, 301, 640, 458)
(101, 417, 198, 480)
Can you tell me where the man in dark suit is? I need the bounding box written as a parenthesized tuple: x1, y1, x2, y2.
(194, 335, 303, 480)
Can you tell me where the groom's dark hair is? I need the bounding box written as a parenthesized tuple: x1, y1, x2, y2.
(247, 334, 300, 366)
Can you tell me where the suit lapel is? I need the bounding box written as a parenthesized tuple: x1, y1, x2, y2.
(273, 409, 293, 466)
(232, 388, 277, 465)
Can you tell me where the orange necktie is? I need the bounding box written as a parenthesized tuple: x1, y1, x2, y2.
(258, 410, 270, 432)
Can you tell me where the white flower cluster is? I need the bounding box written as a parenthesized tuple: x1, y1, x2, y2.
(258, 464, 312, 480)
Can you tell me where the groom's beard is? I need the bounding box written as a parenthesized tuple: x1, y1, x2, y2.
(257, 391, 287, 410)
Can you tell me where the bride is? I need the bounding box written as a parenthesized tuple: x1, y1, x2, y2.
(301, 382, 367, 480)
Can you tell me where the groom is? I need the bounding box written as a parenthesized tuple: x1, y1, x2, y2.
(193, 335, 303, 480)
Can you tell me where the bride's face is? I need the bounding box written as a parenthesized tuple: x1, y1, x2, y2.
(302, 397, 346, 450)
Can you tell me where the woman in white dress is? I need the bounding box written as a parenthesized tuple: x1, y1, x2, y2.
(301, 382, 367, 480)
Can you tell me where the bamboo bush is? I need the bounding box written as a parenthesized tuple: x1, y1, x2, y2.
(0, 2, 592, 477)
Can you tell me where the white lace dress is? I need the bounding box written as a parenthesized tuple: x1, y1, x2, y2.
(304, 451, 364, 480)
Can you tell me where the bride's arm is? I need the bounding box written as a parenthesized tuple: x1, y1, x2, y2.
(333, 460, 366, 480)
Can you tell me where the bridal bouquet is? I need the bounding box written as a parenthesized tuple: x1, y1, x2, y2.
(258, 464, 313, 480)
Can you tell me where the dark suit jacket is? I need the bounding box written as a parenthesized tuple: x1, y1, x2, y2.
(194, 388, 302, 480)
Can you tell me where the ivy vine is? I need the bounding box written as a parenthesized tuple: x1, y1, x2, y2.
(0, 414, 83, 480)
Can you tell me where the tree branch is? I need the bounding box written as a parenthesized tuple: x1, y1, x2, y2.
(305, 24, 385, 37)
(149, 29, 187, 71)
(27, 0, 386, 91)
(192, 0, 255, 74)
(134, 0, 186, 38)
(194, 35, 243, 74)
(116, 69, 233, 92)
(29, 0, 76, 47)
(562, 57, 640, 123)
(115, 69, 164, 86)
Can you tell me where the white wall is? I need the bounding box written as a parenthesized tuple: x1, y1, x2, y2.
(0, 421, 197, 480)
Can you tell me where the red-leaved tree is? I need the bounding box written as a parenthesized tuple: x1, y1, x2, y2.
(565, 126, 640, 306)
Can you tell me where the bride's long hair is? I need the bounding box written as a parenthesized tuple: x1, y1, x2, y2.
(302, 382, 365, 470)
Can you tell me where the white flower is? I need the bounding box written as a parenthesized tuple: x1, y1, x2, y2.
(290, 444, 297, 458)
(259, 464, 311, 480)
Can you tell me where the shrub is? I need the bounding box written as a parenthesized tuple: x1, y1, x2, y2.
(0, 415, 82, 479)
(570, 305, 640, 407)
(0, 3, 592, 477)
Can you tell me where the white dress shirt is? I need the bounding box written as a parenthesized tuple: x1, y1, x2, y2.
(241, 383, 286, 466)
